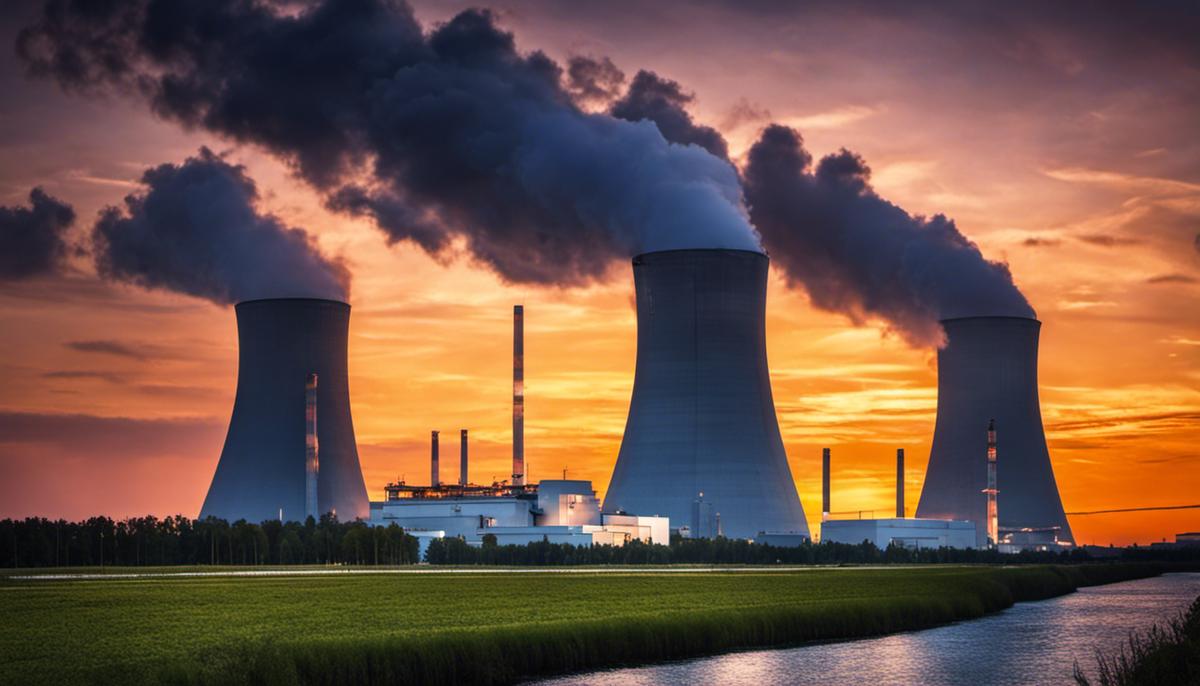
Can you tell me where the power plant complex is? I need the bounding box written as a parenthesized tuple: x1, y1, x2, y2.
(198, 261, 1075, 554)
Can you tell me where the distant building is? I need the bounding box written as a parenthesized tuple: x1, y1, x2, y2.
(368, 478, 668, 549)
(821, 518, 978, 549)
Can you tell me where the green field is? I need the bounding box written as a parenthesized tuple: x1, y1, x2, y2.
(0, 564, 1163, 685)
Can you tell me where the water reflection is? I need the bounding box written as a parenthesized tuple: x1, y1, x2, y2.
(537, 573, 1200, 686)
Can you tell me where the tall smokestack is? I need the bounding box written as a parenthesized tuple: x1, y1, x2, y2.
(431, 430, 440, 487)
(916, 317, 1073, 546)
(513, 305, 525, 486)
(305, 373, 319, 521)
(459, 429, 468, 487)
(201, 298, 368, 523)
(822, 448, 831, 522)
(984, 419, 998, 547)
(896, 448, 905, 519)
(604, 249, 809, 539)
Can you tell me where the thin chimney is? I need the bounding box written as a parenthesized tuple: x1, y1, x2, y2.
(822, 447, 831, 522)
(896, 448, 905, 518)
(431, 430, 440, 487)
(459, 429, 468, 487)
(513, 305, 525, 486)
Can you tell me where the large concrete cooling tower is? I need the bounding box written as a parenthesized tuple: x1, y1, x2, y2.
(916, 316, 1074, 546)
(604, 249, 809, 539)
(200, 298, 368, 523)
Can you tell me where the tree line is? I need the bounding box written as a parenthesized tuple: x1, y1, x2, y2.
(0, 515, 420, 567)
(423, 532, 1102, 565)
(6, 515, 1197, 568)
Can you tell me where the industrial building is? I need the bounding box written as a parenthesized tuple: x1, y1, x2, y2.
(821, 518, 977, 550)
(604, 249, 810, 540)
(201, 298, 369, 523)
(820, 447, 978, 550)
(367, 306, 668, 548)
(916, 316, 1074, 549)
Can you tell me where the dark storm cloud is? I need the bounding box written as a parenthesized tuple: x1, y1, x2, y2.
(64, 340, 147, 360)
(0, 411, 222, 461)
(19, 0, 760, 286)
(742, 125, 1035, 347)
(566, 55, 626, 106)
(609, 71, 729, 160)
(0, 187, 75, 280)
(92, 148, 350, 305)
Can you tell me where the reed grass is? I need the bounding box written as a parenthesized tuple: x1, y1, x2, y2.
(0, 563, 1163, 685)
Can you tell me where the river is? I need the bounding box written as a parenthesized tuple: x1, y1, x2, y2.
(536, 572, 1200, 686)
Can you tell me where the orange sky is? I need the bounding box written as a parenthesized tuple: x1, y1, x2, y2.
(0, 2, 1197, 545)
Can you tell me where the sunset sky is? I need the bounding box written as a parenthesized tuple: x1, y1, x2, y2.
(0, 1, 1196, 545)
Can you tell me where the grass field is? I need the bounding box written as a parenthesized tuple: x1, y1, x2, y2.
(0, 564, 1164, 685)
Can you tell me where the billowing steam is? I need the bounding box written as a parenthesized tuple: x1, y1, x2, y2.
(743, 127, 1034, 346)
(93, 149, 349, 305)
(606, 72, 1034, 347)
(19, 1, 760, 286)
(0, 188, 75, 280)
(19, 0, 1034, 344)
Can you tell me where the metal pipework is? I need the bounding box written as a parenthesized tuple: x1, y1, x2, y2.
(984, 419, 998, 547)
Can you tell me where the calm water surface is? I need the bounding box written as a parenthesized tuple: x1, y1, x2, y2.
(537, 573, 1200, 686)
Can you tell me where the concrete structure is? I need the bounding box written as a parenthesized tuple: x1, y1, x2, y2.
(512, 305, 525, 486)
(485, 525, 631, 547)
(602, 513, 670, 545)
(822, 518, 977, 550)
(430, 430, 440, 488)
(536, 480, 602, 527)
(201, 298, 368, 523)
(895, 449, 905, 518)
(822, 447, 831, 521)
(459, 429, 468, 486)
(604, 249, 809, 540)
(917, 317, 1074, 547)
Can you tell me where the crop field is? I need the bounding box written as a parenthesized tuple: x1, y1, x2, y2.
(0, 563, 1163, 685)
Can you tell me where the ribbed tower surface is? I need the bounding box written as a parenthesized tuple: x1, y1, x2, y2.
(201, 298, 368, 523)
(604, 249, 809, 539)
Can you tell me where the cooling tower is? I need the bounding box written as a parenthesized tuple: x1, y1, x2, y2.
(604, 249, 809, 539)
(916, 316, 1073, 545)
(200, 298, 368, 523)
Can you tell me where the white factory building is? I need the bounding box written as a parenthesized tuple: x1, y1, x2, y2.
(368, 478, 669, 548)
(821, 518, 978, 549)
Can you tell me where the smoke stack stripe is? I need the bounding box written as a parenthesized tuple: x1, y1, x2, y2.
(305, 373, 319, 520)
(460, 429, 468, 487)
(896, 448, 904, 519)
(513, 305, 525, 486)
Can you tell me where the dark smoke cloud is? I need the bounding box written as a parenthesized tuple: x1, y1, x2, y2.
(743, 126, 1035, 347)
(566, 55, 626, 106)
(92, 148, 350, 305)
(0, 187, 75, 280)
(19, 1, 759, 286)
(602, 70, 1036, 347)
(609, 71, 729, 160)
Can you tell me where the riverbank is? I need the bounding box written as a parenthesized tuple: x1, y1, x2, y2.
(0, 563, 1168, 685)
